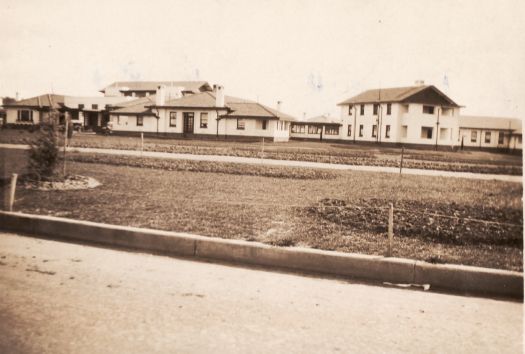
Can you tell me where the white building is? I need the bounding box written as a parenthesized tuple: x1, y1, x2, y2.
(337, 83, 461, 147)
(2, 94, 66, 126)
(458, 116, 522, 151)
(100, 81, 212, 98)
(290, 115, 342, 141)
(108, 85, 296, 142)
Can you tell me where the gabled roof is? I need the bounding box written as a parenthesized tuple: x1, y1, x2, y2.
(458, 116, 522, 132)
(110, 96, 156, 115)
(2, 94, 65, 109)
(338, 85, 459, 107)
(100, 81, 212, 93)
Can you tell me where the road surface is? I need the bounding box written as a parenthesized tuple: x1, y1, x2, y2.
(0, 143, 521, 183)
(0, 232, 522, 353)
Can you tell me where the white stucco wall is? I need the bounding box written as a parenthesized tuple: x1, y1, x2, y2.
(5, 108, 41, 124)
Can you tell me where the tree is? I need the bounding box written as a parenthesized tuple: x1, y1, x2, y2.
(28, 111, 60, 181)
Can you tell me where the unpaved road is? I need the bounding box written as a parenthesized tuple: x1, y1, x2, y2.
(0, 232, 522, 353)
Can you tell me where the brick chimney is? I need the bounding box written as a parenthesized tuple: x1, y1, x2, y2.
(214, 85, 225, 107)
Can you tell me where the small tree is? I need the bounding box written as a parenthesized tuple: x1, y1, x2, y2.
(28, 112, 60, 181)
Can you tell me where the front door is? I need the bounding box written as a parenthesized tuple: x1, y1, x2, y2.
(183, 112, 194, 134)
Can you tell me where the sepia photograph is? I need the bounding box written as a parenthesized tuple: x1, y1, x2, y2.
(0, 0, 523, 353)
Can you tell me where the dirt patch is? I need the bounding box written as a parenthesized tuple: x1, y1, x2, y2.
(307, 198, 523, 247)
(24, 175, 101, 191)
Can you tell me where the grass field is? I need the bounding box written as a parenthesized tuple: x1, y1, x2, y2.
(1, 148, 522, 271)
(1, 129, 522, 175)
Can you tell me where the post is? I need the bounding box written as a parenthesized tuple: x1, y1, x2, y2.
(399, 147, 404, 174)
(387, 203, 394, 257)
(8, 173, 18, 211)
(261, 137, 265, 158)
(63, 116, 68, 176)
(141, 132, 144, 154)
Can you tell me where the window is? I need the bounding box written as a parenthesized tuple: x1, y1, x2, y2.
(360, 104, 365, 115)
(92, 104, 98, 110)
(200, 112, 208, 128)
(471, 130, 477, 143)
(386, 103, 391, 115)
(169, 112, 177, 127)
(498, 132, 504, 144)
(237, 119, 245, 130)
(484, 131, 491, 143)
(385, 125, 390, 138)
(325, 126, 339, 135)
(17, 110, 33, 122)
(423, 105, 435, 114)
(78, 104, 84, 110)
(308, 125, 320, 134)
(347, 124, 352, 137)
(421, 127, 433, 139)
(372, 125, 377, 138)
(348, 105, 353, 115)
(401, 125, 408, 138)
(137, 116, 143, 126)
(359, 124, 364, 137)
(373, 104, 379, 115)
(71, 111, 79, 120)
(518, 135, 522, 144)
(440, 127, 450, 141)
(261, 120, 267, 130)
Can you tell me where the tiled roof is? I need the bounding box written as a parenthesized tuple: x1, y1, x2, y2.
(3, 94, 65, 109)
(338, 85, 459, 107)
(100, 81, 212, 93)
(458, 116, 522, 132)
(224, 102, 296, 121)
(110, 96, 156, 115)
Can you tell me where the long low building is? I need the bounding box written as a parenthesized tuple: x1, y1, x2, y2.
(108, 85, 296, 142)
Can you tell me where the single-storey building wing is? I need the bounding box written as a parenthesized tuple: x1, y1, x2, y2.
(108, 85, 296, 141)
(338, 83, 461, 147)
(290, 115, 343, 141)
(100, 81, 212, 98)
(3, 94, 66, 126)
(458, 116, 522, 151)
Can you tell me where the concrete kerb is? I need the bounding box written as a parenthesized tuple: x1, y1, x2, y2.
(0, 211, 522, 299)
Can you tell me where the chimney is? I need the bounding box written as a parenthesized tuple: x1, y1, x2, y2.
(155, 85, 166, 106)
(303, 112, 306, 120)
(276, 101, 282, 111)
(415, 80, 425, 86)
(214, 84, 224, 107)
(15, 92, 20, 101)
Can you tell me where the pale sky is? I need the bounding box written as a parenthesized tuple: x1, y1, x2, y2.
(1, 0, 524, 120)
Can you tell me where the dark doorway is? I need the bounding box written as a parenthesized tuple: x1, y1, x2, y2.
(183, 112, 194, 134)
(84, 112, 99, 130)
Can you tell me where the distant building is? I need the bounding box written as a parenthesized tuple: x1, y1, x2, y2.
(336, 82, 522, 151)
(458, 116, 522, 151)
(2, 94, 66, 126)
(290, 115, 342, 141)
(100, 81, 212, 98)
(108, 85, 296, 141)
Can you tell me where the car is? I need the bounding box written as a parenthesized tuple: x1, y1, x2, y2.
(101, 122, 113, 135)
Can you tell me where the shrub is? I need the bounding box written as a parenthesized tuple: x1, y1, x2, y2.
(28, 122, 60, 180)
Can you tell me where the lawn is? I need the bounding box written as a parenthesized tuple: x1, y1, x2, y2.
(2, 148, 522, 271)
(0, 129, 522, 175)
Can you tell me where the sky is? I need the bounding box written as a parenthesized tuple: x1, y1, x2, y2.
(1, 0, 524, 120)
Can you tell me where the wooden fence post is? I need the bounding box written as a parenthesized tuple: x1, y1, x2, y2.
(141, 132, 144, 155)
(399, 147, 404, 175)
(387, 203, 394, 257)
(8, 173, 18, 211)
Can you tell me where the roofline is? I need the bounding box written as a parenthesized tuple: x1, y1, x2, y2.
(147, 105, 231, 111)
(218, 115, 280, 120)
(292, 122, 342, 126)
(109, 111, 156, 116)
